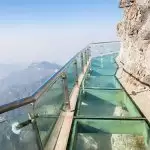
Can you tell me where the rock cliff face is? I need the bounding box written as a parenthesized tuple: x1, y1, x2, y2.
(116, 0, 150, 121)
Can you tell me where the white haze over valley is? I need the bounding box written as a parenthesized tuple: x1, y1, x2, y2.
(0, 23, 118, 66)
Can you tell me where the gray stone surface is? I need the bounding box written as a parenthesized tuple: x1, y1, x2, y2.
(116, 0, 150, 121)
(117, 0, 150, 85)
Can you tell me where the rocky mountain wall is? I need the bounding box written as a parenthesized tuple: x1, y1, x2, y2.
(116, 0, 150, 121)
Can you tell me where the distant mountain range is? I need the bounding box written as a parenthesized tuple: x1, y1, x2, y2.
(0, 61, 61, 105)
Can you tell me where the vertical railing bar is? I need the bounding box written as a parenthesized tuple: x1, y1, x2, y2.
(87, 46, 91, 61)
(86, 49, 89, 61)
(86, 49, 88, 63)
(61, 72, 70, 111)
(81, 52, 84, 72)
(84, 50, 87, 65)
(29, 113, 43, 150)
(74, 59, 78, 84)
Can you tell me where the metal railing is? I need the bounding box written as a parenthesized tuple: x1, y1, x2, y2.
(0, 48, 91, 114)
(0, 46, 91, 150)
(89, 41, 120, 58)
(0, 41, 120, 150)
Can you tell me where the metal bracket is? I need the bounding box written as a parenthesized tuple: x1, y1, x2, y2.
(11, 113, 43, 150)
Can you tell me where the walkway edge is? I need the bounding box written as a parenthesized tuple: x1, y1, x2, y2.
(54, 60, 91, 150)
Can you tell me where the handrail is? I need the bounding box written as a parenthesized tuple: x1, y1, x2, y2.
(0, 96, 36, 114)
(90, 41, 120, 44)
(32, 51, 82, 99)
(0, 41, 120, 114)
(92, 51, 119, 57)
(0, 46, 88, 114)
(0, 41, 121, 150)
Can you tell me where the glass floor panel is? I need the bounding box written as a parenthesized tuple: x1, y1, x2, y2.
(91, 62, 117, 70)
(91, 59, 118, 69)
(93, 54, 117, 63)
(67, 53, 149, 150)
(90, 54, 118, 76)
(90, 68, 116, 76)
(76, 89, 141, 117)
(84, 76, 121, 89)
(68, 119, 150, 150)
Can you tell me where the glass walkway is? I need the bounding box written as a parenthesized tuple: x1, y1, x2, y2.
(0, 42, 150, 150)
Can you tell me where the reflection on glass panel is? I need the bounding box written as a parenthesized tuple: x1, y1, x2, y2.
(123, 93, 142, 117)
(34, 77, 64, 146)
(66, 62, 76, 97)
(84, 76, 121, 89)
(0, 104, 39, 150)
(90, 55, 118, 76)
(36, 117, 57, 146)
(90, 68, 117, 76)
(34, 77, 64, 116)
(76, 89, 141, 117)
(69, 119, 150, 150)
(91, 58, 118, 69)
(90, 42, 120, 58)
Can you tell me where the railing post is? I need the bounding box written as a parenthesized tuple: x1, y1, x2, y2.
(61, 72, 70, 111)
(11, 113, 43, 150)
(81, 53, 84, 72)
(86, 49, 89, 62)
(29, 113, 43, 150)
(84, 50, 87, 65)
(74, 59, 78, 84)
(87, 47, 91, 61)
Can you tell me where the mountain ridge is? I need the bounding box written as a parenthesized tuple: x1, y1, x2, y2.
(0, 61, 61, 105)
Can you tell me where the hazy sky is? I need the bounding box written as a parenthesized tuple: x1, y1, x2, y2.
(0, 0, 122, 65)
